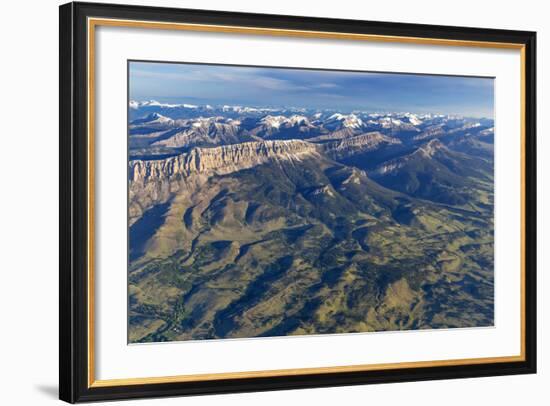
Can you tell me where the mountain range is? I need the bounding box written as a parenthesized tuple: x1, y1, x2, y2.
(128, 100, 494, 343)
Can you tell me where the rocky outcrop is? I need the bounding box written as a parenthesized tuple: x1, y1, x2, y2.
(323, 132, 401, 160)
(413, 124, 445, 141)
(415, 138, 447, 157)
(371, 139, 446, 175)
(131, 140, 319, 183)
(129, 140, 320, 223)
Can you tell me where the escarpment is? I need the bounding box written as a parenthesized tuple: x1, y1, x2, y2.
(129, 140, 320, 223)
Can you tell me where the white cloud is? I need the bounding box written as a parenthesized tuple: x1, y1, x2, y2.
(132, 67, 315, 92)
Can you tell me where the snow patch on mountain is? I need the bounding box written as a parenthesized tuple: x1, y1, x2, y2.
(130, 100, 199, 109)
(327, 113, 364, 129)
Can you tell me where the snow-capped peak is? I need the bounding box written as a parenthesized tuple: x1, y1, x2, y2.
(188, 116, 227, 127)
(130, 100, 199, 109)
(342, 114, 363, 129)
(288, 115, 309, 125)
(327, 113, 363, 129)
(141, 100, 163, 107)
(145, 112, 173, 124)
(404, 112, 423, 126)
(479, 127, 494, 136)
(379, 116, 406, 128)
(261, 115, 289, 129)
(328, 113, 346, 121)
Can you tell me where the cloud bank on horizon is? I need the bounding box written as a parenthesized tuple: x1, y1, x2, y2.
(129, 61, 494, 118)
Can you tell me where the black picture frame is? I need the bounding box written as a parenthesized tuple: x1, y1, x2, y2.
(60, 1, 537, 403)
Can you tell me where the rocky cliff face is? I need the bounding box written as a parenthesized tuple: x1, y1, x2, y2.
(129, 140, 320, 223)
(323, 132, 401, 159)
(131, 140, 319, 182)
(371, 138, 446, 176)
(416, 138, 447, 157)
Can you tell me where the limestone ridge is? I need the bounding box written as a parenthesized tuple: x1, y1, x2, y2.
(371, 138, 447, 175)
(128, 135, 403, 221)
(323, 132, 401, 159)
(130, 139, 319, 183)
(129, 140, 320, 223)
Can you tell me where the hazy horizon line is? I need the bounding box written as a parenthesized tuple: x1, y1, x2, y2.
(129, 98, 494, 120)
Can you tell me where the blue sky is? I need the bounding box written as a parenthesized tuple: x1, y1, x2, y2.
(129, 61, 494, 118)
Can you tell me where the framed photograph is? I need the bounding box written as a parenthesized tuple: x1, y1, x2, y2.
(59, 2, 537, 403)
